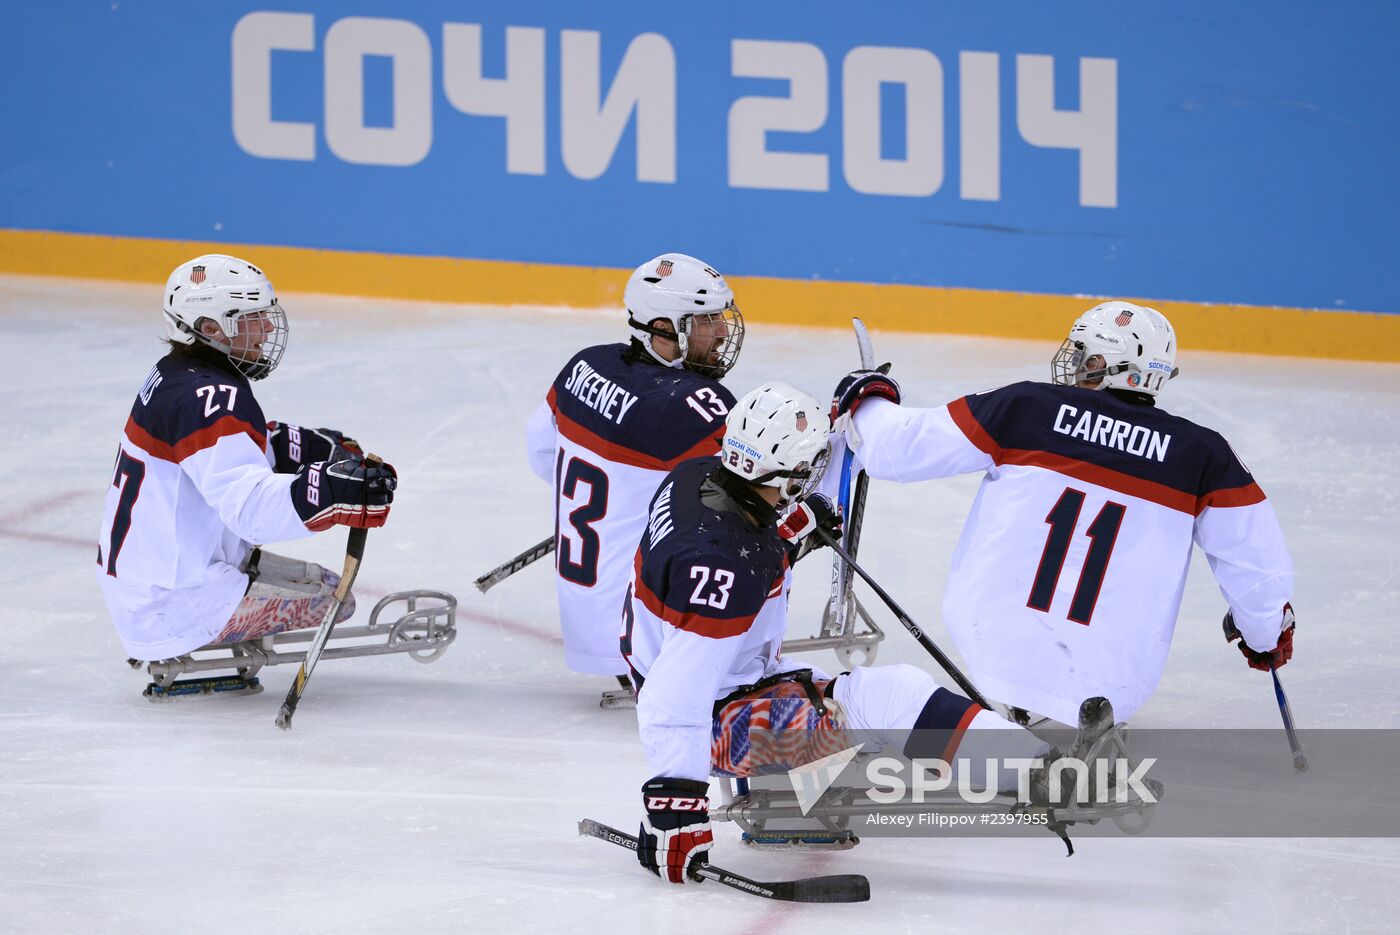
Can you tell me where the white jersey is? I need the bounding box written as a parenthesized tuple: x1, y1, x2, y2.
(849, 382, 1294, 724)
(96, 351, 310, 660)
(526, 343, 734, 675)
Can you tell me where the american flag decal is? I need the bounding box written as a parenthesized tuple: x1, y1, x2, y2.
(1115, 309, 1134, 326)
(656, 259, 673, 277)
(795, 412, 808, 431)
(191, 265, 206, 284)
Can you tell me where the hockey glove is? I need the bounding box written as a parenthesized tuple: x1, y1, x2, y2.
(638, 777, 713, 885)
(291, 455, 397, 532)
(778, 493, 842, 561)
(1223, 604, 1295, 671)
(831, 365, 899, 420)
(268, 422, 363, 473)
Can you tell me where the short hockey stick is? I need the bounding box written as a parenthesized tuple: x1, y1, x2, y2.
(474, 535, 555, 593)
(1223, 613, 1308, 771)
(274, 456, 382, 731)
(1270, 664, 1309, 772)
(816, 528, 993, 711)
(577, 819, 870, 903)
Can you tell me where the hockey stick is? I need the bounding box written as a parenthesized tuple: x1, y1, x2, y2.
(815, 528, 993, 710)
(1270, 665, 1309, 772)
(1223, 613, 1308, 772)
(274, 456, 381, 731)
(822, 318, 878, 636)
(577, 819, 870, 903)
(474, 535, 555, 593)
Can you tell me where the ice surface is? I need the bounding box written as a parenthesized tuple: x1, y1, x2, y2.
(2, 274, 1398, 934)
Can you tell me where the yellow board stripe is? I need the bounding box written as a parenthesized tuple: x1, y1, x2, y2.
(3, 228, 1398, 362)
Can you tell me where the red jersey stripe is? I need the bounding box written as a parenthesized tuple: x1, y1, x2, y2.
(1198, 481, 1266, 511)
(549, 389, 723, 471)
(632, 555, 763, 640)
(125, 414, 267, 463)
(949, 397, 1004, 460)
(950, 400, 1266, 516)
(1000, 448, 1199, 513)
(940, 702, 985, 762)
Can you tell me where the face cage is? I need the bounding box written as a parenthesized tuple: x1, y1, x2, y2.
(762, 442, 832, 508)
(1050, 339, 1086, 386)
(681, 303, 745, 379)
(1050, 339, 1132, 389)
(206, 302, 289, 381)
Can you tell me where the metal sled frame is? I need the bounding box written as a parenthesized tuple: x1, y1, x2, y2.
(136, 590, 457, 696)
(713, 723, 1162, 845)
(781, 595, 885, 668)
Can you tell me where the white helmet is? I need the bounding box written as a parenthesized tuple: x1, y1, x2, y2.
(164, 254, 288, 380)
(722, 381, 832, 505)
(1051, 301, 1179, 396)
(624, 253, 744, 378)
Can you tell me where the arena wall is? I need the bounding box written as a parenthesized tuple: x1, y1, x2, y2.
(3, 3, 1397, 360)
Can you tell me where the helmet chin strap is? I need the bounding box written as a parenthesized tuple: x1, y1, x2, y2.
(626, 314, 688, 368)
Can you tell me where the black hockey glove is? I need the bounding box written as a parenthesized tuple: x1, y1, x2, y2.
(268, 421, 363, 473)
(778, 493, 842, 561)
(638, 777, 713, 885)
(1223, 605, 1295, 671)
(291, 455, 397, 532)
(831, 365, 899, 420)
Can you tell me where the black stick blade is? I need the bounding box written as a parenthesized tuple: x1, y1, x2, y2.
(579, 818, 871, 903)
(768, 873, 871, 904)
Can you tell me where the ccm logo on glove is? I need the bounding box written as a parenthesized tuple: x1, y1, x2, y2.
(644, 796, 708, 811)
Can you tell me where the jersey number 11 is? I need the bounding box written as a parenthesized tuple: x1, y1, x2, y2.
(1027, 487, 1125, 626)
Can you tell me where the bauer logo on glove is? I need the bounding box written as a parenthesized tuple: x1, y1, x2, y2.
(293, 455, 397, 532)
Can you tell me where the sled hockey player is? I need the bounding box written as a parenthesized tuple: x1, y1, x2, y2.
(624, 382, 1115, 885)
(97, 255, 400, 694)
(830, 301, 1296, 728)
(526, 253, 744, 706)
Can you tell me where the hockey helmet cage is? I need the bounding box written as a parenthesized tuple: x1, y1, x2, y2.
(1052, 301, 1178, 396)
(164, 254, 288, 380)
(624, 253, 744, 378)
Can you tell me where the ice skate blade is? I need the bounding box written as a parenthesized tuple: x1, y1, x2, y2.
(741, 830, 860, 850)
(599, 688, 636, 710)
(143, 675, 263, 702)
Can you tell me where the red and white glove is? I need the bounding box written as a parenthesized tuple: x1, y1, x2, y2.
(778, 494, 842, 561)
(637, 777, 712, 884)
(1223, 604, 1295, 671)
(830, 367, 900, 420)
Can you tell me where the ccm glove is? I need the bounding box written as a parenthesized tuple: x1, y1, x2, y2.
(778, 493, 842, 561)
(638, 777, 713, 884)
(1223, 604, 1295, 671)
(292, 455, 397, 532)
(831, 365, 899, 420)
(268, 422, 363, 473)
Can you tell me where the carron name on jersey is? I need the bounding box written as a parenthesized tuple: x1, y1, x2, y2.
(1052, 404, 1172, 463)
(564, 360, 642, 424)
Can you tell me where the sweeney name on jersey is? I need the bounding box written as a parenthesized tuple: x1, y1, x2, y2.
(563, 358, 640, 425)
(548, 344, 735, 471)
